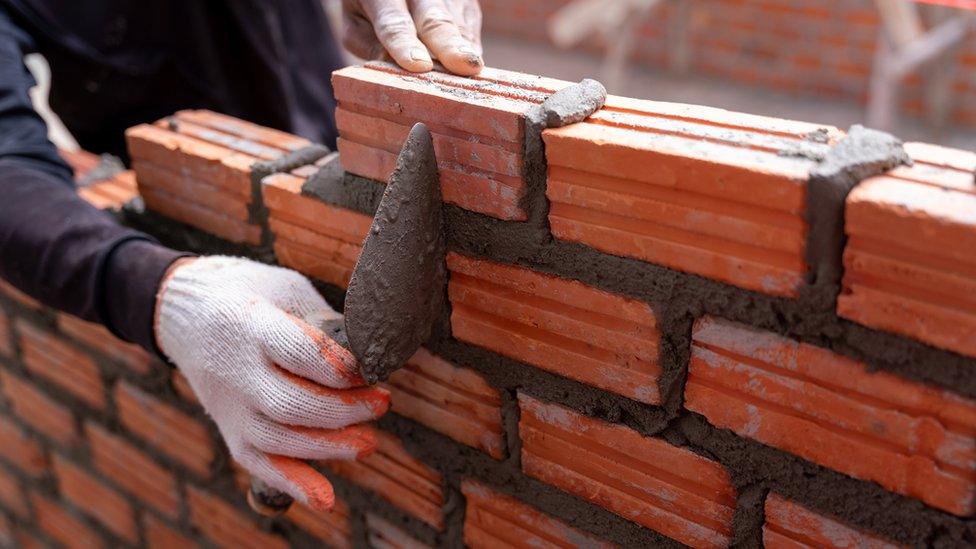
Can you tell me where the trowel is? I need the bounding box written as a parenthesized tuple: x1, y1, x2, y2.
(247, 123, 446, 515)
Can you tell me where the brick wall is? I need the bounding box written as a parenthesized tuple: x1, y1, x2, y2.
(1, 66, 974, 548)
(479, 0, 976, 128)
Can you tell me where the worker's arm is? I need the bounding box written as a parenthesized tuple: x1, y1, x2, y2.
(342, 0, 483, 75)
(0, 6, 187, 351)
(0, 7, 387, 510)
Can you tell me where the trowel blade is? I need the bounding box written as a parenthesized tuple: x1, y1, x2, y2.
(343, 123, 446, 384)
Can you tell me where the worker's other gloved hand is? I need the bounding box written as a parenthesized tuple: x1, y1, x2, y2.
(342, 0, 483, 75)
(154, 256, 389, 510)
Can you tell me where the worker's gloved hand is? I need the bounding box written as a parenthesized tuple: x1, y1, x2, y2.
(342, 0, 483, 75)
(154, 256, 389, 510)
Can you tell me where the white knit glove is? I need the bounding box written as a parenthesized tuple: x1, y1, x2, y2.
(154, 256, 389, 510)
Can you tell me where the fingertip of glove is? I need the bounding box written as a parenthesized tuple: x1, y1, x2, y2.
(267, 455, 335, 511)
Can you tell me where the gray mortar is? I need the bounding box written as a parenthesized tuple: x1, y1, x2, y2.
(75, 154, 126, 188)
(540, 79, 607, 127)
(344, 123, 446, 384)
(249, 143, 332, 246)
(301, 157, 385, 215)
(800, 125, 910, 312)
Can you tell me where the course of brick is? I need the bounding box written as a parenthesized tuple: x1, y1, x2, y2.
(1, 63, 975, 548)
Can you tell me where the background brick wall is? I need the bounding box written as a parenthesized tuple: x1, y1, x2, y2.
(1, 70, 974, 548)
(480, 0, 976, 128)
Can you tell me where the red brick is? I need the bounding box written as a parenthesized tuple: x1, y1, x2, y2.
(30, 491, 106, 549)
(686, 316, 976, 516)
(763, 493, 898, 548)
(57, 313, 154, 375)
(77, 171, 139, 211)
(171, 109, 311, 153)
(461, 480, 612, 548)
(185, 485, 288, 549)
(133, 159, 251, 219)
(52, 455, 137, 543)
(262, 172, 370, 287)
(331, 63, 571, 220)
(140, 185, 263, 245)
(840, 142, 976, 358)
(85, 421, 180, 518)
(385, 348, 504, 458)
(126, 124, 254, 195)
(12, 527, 45, 549)
(0, 466, 28, 518)
(114, 381, 215, 477)
(158, 118, 285, 161)
(60, 148, 102, 180)
(0, 415, 47, 477)
(145, 514, 199, 549)
(365, 513, 432, 549)
(0, 279, 42, 310)
(285, 498, 352, 549)
(447, 253, 661, 404)
(542, 99, 835, 297)
(171, 370, 200, 405)
(327, 430, 444, 530)
(518, 394, 736, 548)
(17, 319, 105, 409)
(0, 308, 11, 357)
(0, 370, 78, 446)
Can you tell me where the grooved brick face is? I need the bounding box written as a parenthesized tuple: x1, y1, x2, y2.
(839, 142, 976, 358)
(144, 514, 198, 549)
(85, 421, 180, 518)
(114, 381, 215, 477)
(0, 415, 47, 477)
(17, 319, 105, 409)
(185, 485, 288, 549)
(261, 170, 371, 287)
(62, 148, 139, 211)
(30, 491, 105, 549)
(57, 313, 154, 375)
(447, 253, 662, 404)
(384, 348, 504, 458)
(763, 494, 899, 549)
(332, 62, 573, 221)
(285, 498, 352, 549)
(0, 466, 28, 518)
(52, 454, 138, 543)
(326, 429, 444, 530)
(518, 394, 736, 548)
(365, 513, 432, 549)
(125, 109, 307, 245)
(461, 480, 612, 548)
(686, 316, 976, 515)
(0, 369, 78, 446)
(542, 96, 841, 297)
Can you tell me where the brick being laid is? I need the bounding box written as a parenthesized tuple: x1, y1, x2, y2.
(542, 96, 841, 297)
(686, 316, 976, 516)
(332, 62, 579, 221)
(126, 110, 310, 245)
(763, 493, 899, 548)
(839, 142, 976, 358)
(261, 169, 371, 288)
(325, 429, 444, 530)
(384, 348, 504, 459)
(518, 394, 736, 548)
(447, 253, 661, 404)
(461, 480, 613, 548)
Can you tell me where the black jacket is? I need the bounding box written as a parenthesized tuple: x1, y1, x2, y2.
(0, 0, 345, 352)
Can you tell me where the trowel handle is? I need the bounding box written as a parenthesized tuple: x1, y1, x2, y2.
(247, 479, 293, 517)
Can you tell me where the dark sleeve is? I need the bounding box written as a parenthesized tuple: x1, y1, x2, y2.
(0, 7, 189, 353)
